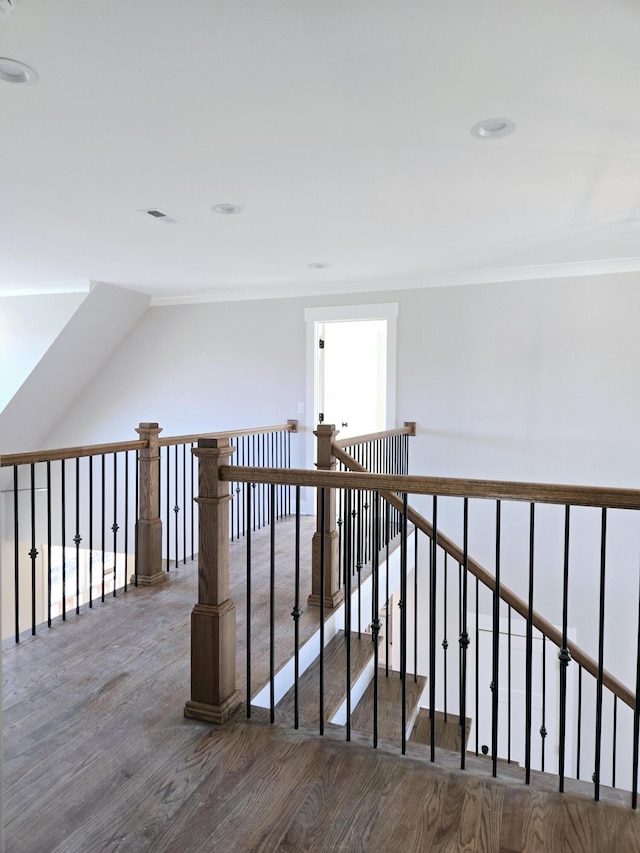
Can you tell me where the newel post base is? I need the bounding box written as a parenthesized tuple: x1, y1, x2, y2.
(134, 422, 165, 586)
(184, 438, 239, 725)
(309, 530, 344, 609)
(184, 601, 241, 724)
(308, 423, 342, 609)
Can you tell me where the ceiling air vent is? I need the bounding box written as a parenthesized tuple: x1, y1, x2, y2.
(141, 208, 182, 224)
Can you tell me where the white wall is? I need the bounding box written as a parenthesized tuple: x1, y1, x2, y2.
(0, 292, 86, 413)
(0, 283, 150, 454)
(42, 272, 640, 686)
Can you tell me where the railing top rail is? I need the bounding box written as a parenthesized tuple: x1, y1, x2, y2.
(219, 464, 640, 512)
(0, 440, 147, 468)
(333, 422, 415, 449)
(159, 420, 298, 447)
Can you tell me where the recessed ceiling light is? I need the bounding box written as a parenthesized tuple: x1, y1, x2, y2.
(212, 203, 243, 215)
(308, 262, 329, 269)
(471, 117, 516, 139)
(0, 57, 38, 85)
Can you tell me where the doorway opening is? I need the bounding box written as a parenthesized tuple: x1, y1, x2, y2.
(304, 303, 398, 482)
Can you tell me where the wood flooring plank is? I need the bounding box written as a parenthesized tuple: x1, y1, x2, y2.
(276, 631, 377, 725)
(5, 515, 640, 853)
(410, 707, 472, 753)
(350, 668, 427, 741)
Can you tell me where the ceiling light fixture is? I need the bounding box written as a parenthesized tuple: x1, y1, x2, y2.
(308, 262, 329, 269)
(471, 117, 516, 139)
(0, 57, 38, 85)
(212, 203, 243, 215)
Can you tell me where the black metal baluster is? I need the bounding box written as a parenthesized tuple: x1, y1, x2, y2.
(112, 452, 119, 596)
(134, 450, 139, 585)
(632, 568, 640, 808)
(270, 483, 276, 724)
(558, 505, 571, 792)
(612, 695, 617, 788)
(165, 444, 170, 570)
(101, 454, 105, 601)
(541, 636, 547, 772)
(47, 461, 52, 627)
(292, 487, 301, 729)
(190, 442, 195, 559)
(246, 483, 252, 718)
(401, 492, 408, 755)
(74, 457, 81, 612)
(594, 507, 607, 802)
(89, 456, 94, 604)
(507, 606, 511, 763)
(385, 500, 390, 677)
(414, 531, 418, 682)
(319, 486, 327, 735)
(29, 463, 38, 635)
(174, 444, 179, 569)
(475, 575, 479, 756)
(492, 500, 501, 779)
(372, 492, 381, 748)
(182, 443, 187, 564)
(460, 498, 470, 770)
(13, 466, 19, 641)
(429, 495, 437, 761)
(124, 451, 129, 593)
(577, 664, 582, 780)
(525, 503, 535, 784)
(443, 551, 448, 717)
(356, 489, 362, 639)
(61, 459, 68, 619)
(346, 488, 353, 744)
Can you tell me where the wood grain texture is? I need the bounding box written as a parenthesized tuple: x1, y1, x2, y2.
(410, 707, 472, 753)
(334, 444, 636, 712)
(221, 462, 640, 511)
(277, 631, 378, 724)
(351, 668, 427, 741)
(5, 517, 640, 852)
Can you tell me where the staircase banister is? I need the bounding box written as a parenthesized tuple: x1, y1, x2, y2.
(334, 422, 416, 449)
(159, 420, 298, 448)
(332, 443, 637, 712)
(221, 459, 640, 513)
(0, 439, 147, 467)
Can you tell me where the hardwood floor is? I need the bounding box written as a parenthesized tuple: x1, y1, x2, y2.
(4, 515, 640, 852)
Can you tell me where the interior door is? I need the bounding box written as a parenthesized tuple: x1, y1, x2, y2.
(316, 319, 387, 440)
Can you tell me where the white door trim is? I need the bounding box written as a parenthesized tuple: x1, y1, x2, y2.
(304, 303, 398, 503)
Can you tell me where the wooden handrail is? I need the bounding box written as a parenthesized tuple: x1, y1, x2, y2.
(220, 464, 640, 512)
(0, 420, 299, 466)
(331, 444, 636, 712)
(0, 440, 147, 468)
(221, 456, 637, 710)
(159, 420, 298, 448)
(334, 422, 415, 449)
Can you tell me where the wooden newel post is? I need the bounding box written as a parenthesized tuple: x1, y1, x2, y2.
(308, 424, 344, 609)
(184, 437, 241, 724)
(135, 422, 165, 585)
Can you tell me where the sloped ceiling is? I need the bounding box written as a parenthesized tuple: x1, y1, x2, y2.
(1, 0, 640, 302)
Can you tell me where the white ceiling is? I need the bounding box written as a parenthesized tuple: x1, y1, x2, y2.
(2, 0, 640, 303)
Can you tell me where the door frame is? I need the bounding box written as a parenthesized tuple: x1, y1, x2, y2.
(304, 303, 398, 486)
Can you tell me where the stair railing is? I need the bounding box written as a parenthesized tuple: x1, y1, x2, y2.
(187, 438, 640, 808)
(0, 419, 297, 642)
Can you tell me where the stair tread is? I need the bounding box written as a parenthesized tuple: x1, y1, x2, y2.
(277, 631, 377, 725)
(410, 708, 472, 753)
(351, 668, 427, 741)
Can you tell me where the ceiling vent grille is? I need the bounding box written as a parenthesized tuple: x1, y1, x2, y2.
(142, 208, 181, 224)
